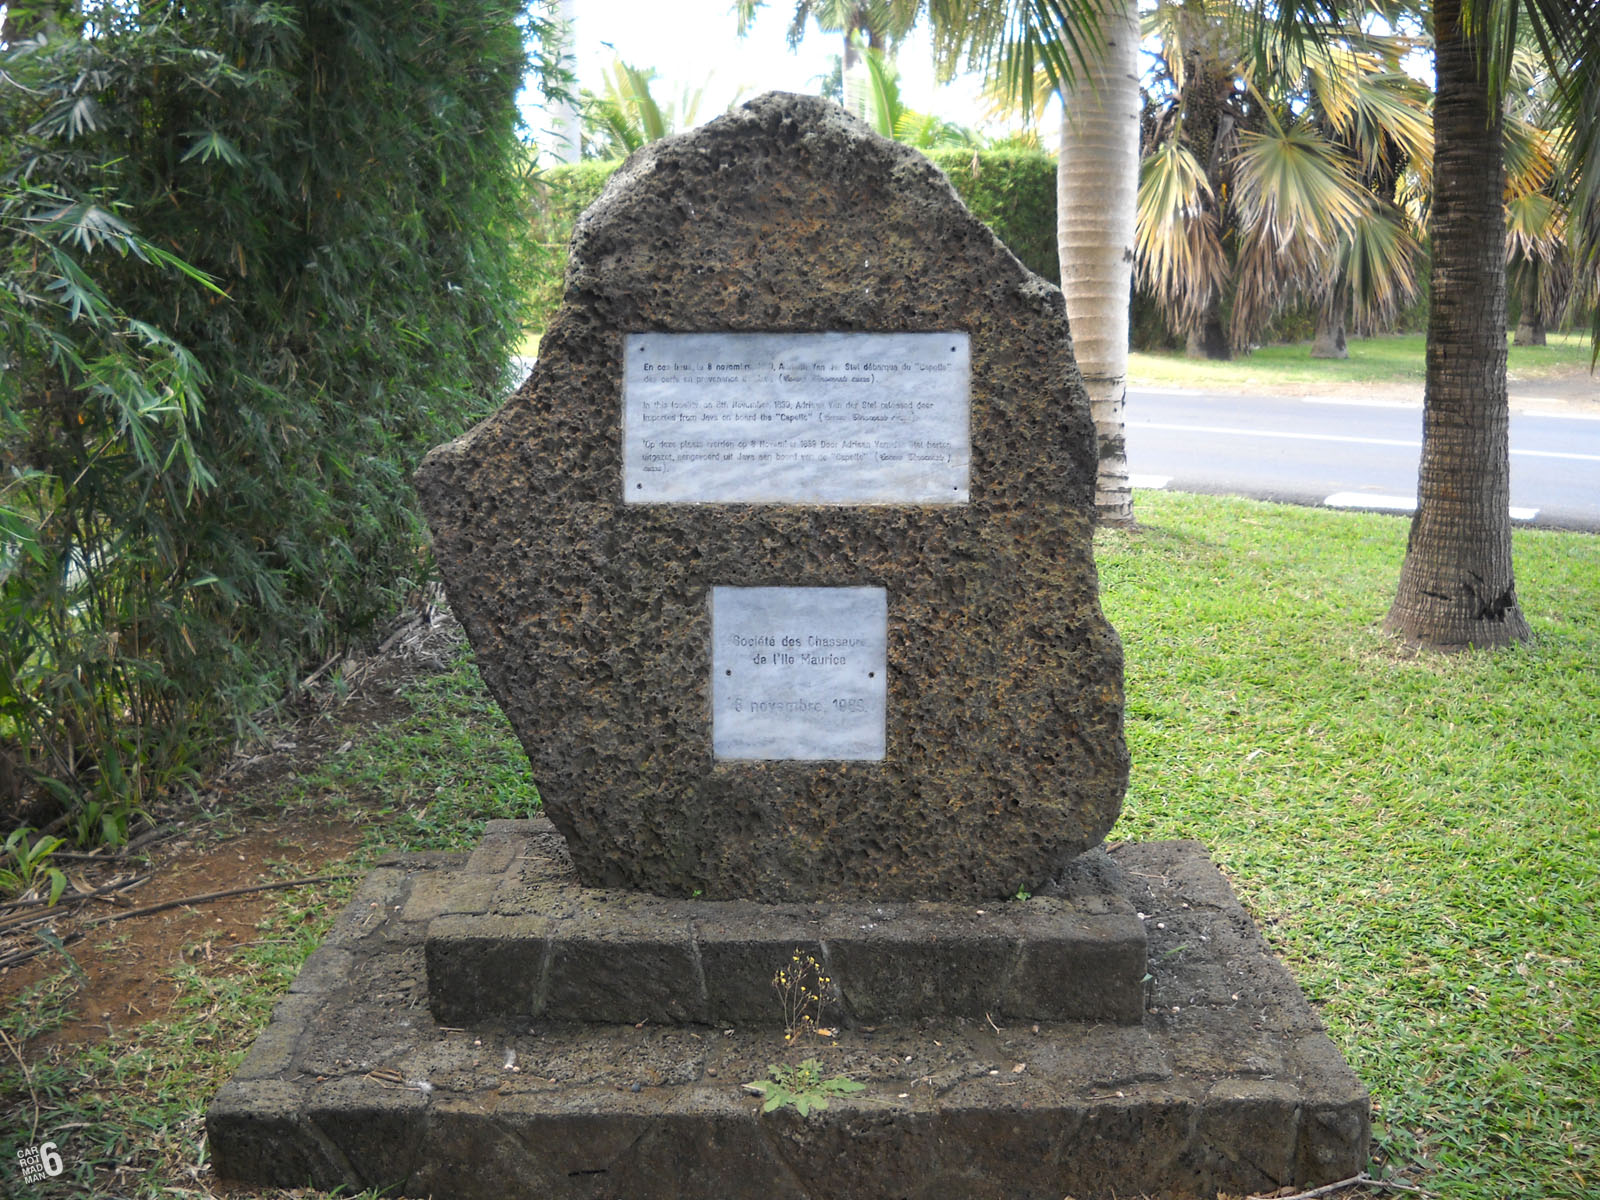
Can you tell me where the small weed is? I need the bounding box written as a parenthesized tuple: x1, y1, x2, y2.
(749, 1059, 864, 1118)
(772, 949, 831, 1042)
(0, 827, 68, 906)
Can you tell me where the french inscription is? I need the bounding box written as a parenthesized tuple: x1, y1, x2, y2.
(711, 586, 887, 761)
(624, 332, 970, 503)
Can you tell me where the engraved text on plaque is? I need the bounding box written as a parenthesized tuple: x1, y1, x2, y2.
(711, 586, 887, 761)
(625, 332, 969, 504)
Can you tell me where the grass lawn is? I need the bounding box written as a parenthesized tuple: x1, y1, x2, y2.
(1099, 492, 1598, 1198)
(1130, 329, 1595, 392)
(1, 491, 1595, 1197)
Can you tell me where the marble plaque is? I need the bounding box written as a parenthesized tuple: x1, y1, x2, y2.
(711, 586, 887, 761)
(624, 332, 969, 504)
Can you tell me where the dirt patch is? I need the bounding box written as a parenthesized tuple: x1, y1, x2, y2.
(0, 602, 463, 1048)
(1, 817, 368, 1049)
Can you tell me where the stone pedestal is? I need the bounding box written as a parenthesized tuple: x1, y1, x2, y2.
(424, 821, 1147, 1029)
(207, 823, 1368, 1199)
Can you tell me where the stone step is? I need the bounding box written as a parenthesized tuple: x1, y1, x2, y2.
(207, 839, 1370, 1200)
(421, 820, 1147, 1029)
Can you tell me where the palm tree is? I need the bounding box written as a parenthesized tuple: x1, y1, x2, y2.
(1370, 0, 1599, 649)
(579, 58, 707, 158)
(1136, 2, 1431, 360)
(1056, 1, 1141, 523)
(736, 2, 923, 118)
(1383, 0, 1530, 646)
(739, 0, 1135, 523)
(858, 42, 981, 146)
(1258, 0, 1596, 650)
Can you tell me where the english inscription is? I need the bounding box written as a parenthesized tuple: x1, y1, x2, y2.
(712, 586, 887, 761)
(624, 332, 970, 504)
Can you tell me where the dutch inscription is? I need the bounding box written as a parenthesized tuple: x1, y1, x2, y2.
(624, 332, 970, 504)
(712, 586, 887, 761)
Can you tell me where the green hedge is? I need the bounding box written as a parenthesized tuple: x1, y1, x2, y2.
(924, 149, 1059, 285)
(528, 161, 627, 331)
(1, 1, 540, 838)
(527, 148, 1060, 331)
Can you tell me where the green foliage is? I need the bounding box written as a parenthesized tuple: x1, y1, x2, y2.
(751, 1059, 864, 1117)
(859, 40, 978, 150)
(291, 648, 541, 854)
(925, 149, 1059, 285)
(0, 827, 67, 904)
(526, 149, 1059, 332)
(0, 2, 546, 840)
(580, 58, 707, 160)
(527, 161, 626, 330)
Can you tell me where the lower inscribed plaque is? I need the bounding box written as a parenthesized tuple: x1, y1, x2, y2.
(711, 586, 887, 761)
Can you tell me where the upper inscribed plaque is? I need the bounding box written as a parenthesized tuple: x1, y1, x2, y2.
(624, 332, 969, 504)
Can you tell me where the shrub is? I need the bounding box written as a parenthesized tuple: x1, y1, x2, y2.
(1, 1, 548, 837)
(528, 161, 624, 332)
(924, 149, 1059, 285)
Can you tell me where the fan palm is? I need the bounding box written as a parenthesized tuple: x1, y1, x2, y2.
(1137, 1, 1431, 358)
(1500, 50, 1574, 345)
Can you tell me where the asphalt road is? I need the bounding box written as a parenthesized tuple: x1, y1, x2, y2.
(1125, 388, 1600, 532)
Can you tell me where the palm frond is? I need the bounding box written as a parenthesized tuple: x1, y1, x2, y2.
(1328, 67, 1434, 177)
(1231, 125, 1368, 249)
(862, 41, 901, 138)
(930, 0, 1110, 104)
(1344, 202, 1422, 334)
(1504, 187, 1569, 312)
(1502, 110, 1558, 201)
(1135, 138, 1228, 333)
(1505, 189, 1565, 250)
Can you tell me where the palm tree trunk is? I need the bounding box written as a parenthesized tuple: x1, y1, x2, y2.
(1057, 0, 1140, 526)
(1513, 269, 1546, 345)
(1311, 277, 1349, 359)
(1185, 316, 1230, 360)
(1385, 0, 1530, 649)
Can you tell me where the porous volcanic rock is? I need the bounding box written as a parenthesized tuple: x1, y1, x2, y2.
(415, 93, 1127, 901)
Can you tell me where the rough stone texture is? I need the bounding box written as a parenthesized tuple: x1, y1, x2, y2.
(207, 839, 1369, 1199)
(423, 819, 1146, 1028)
(414, 93, 1127, 902)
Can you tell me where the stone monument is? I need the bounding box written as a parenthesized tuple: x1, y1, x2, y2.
(411, 95, 1128, 902)
(207, 94, 1369, 1199)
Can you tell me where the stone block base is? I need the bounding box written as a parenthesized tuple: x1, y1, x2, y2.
(207, 837, 1369, 1199)
(424, 820, 1146, 1028)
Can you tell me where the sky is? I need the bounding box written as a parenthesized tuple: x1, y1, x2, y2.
(527, 0, 1015, 157)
